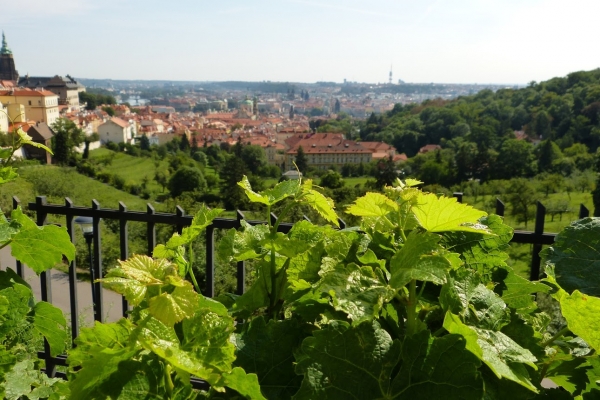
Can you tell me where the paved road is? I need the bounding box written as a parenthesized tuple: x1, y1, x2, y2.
(0, 246, 124, 327)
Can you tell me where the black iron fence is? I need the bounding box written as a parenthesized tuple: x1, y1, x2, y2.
(5, 193, 591, 381)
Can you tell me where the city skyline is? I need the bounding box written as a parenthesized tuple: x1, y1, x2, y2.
(1, 0, 599, 85)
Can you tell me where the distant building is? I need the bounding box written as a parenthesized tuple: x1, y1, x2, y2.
(418, 144, 442, 154)
(18, 75, 85, 107)
(285, 133, 372, 170)
(0, 32, 18, 83)
(0, 89, 60, 126)
(0, 102, 7, 132)
(98, 117, 134, 144)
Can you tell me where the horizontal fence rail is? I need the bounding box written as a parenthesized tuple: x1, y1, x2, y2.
(5, 193, 591, 385)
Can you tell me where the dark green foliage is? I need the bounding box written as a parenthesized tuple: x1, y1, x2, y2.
(294, 145, 308, 174)
(593, 175, 600, 216)
(167, 166, 206, 197)
(139, 134, 150, 151)
(51, 119, 85, 166)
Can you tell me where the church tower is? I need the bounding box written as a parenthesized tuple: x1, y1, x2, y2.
(0, 32, 19, 82)
(389, 64, 392, 85)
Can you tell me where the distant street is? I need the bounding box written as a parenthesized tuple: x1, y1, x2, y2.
(0, 246, 124, 327)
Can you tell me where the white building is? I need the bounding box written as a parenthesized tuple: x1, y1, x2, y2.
(97, 117, 133, 144)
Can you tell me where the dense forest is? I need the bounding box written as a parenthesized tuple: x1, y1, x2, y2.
(359, 69, 600, 187)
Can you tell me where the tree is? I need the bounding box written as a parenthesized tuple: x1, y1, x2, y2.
(51, 118, 85, 165)
(167, 166, 206, 197)
(190, 134, 199, 154)
(294, 146, 308, 173)
(319, 170, 344, 189)
(508, 178, 537, 228)
(220, 141, 249, 210)
(240, 145, 267, 175)
(334, 99, 341, 113)
(140, 134, 150, 151)
(536, 140, 563, 173)
(180, 134, 190, 152)
(375, 156, 398, 189)
(102, 106, 115, 117)
(154, 169, 169, 192)
(493, 139, 536, 179)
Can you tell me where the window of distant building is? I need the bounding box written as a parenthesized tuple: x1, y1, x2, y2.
(28, 101, 31, 105)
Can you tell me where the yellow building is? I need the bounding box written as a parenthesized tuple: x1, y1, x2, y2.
(0, 89, 60, 126)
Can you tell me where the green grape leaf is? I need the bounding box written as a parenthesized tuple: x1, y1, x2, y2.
(494, 266, 550, 311)
(238, 175, 300, 206)
(218, 221, 269, 262)
(9, 207, 75, 274)
(346, 192, 398, 217)
(300, 180, 339, 227)
(294, 321, 483, 400)
(0, 281, 33, 339)
(0, 211, 20, 244)
(217, 367, 266, 400)
(181, 296, 236, 373)
(148, 284, 198, 326)
(442, 215, 513, 273)
(413, 192, 488, 233)
(545, 358, 589, 395)
(541, 218, 600, 296)
(0, 166, 18, 184)
(0, 294, 8, 316)
(0, 346, 17, 398)
(316, 263, 394, 323)
(261, 232, 311, 258)
(560, 290, 600, 351)
(5, 359, 63, 400)
(443, 312, 538, 392)
(69, 319, 134, 369)
(166, 205, 223, 248)
(33, 301, 67, 357)
(234, 317, 304, 400)
(16, 127, 53, 153)
(389, 231, 454, 289)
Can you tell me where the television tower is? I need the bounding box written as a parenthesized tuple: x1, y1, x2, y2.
(389, 64, 392, 85)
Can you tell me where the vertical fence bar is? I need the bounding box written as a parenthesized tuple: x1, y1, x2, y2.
(35, 196, 55, 377)
(119, 202, 129, 317)
(92, 200, 103, 323)
(530, 201, 546, 281)
(453, 192, 463, 203)
(236, 210, 245, 295)
(205, 225, 215, 298)
(146, 204, 156, 255)
(495, 198, 505, 217)
(12, 196, 23, 277)
(270, 212, 278, 227)
(65, 198, 79, 346)
(176, 206, 185, 235)
(579, 204, 590, 219)
(338, 217, 346, 229)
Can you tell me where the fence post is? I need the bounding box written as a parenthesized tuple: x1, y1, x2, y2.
(579, 204, 590, 219)
(453, 192, 463, 203)
(530, 201, 546, 281)
(338, 217, 346, 229)
(119, 202, 129, 317)
(35, 196, 56, 377)
(175, 206, 185, 235)
(65, 198, 79, 347)
(12, 196, 22, 277)
(146, 204, 156, 255)
(495, 198, 505, 217)
(92, 200, 103, 323)
(236, 210, 245, 295)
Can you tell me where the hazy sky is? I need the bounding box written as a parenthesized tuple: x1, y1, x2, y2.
(1, 0, 598, 84)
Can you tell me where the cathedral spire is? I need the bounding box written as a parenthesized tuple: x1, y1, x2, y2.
(1, 31, 12, 55)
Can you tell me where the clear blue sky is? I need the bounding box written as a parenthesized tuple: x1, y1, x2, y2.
(1, 0, 598, 84)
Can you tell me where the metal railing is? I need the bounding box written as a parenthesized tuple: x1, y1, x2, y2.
(6, 193, 591, 382)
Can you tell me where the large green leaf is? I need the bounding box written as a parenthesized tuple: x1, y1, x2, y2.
(216, 367, 266, 400)
(0, 281, 32, 339)
(541, 218, 600, 296)
(443, 312, 538, 392)
(346, 192, 398, 217)
(294, 321, 483, 399)
(0, 346, 16, 398)
(494, 266, 550, 311)
(68, 319, 134, 369)
(0, 166, 18, 185)
(560, 290, 600, 352)
(234, 317, 305, 400)
(32, 301, 67, 357)
(389, 231, 454, 289)
(300, 180, 339, 227)
(413, 192, 488, 233)
(148, 284, 198, 326)
(9, 207, 75, 274)
(315, 263, 394, 323)
(0, 211, 19, 244)
(218, 221, 270, 263)
(442, 215, 513, 273)
(238, 175, 300, 206)
(4, 359, 63, 400)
